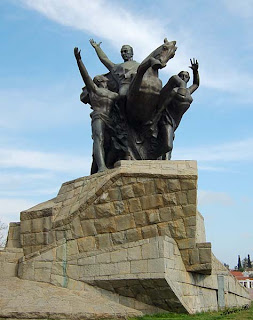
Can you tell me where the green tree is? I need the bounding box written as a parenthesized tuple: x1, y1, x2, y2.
(248, 254, 252, 269)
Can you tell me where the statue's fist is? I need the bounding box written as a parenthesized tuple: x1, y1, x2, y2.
(89, 39, 102, 48)
(74, 47, 81, 60)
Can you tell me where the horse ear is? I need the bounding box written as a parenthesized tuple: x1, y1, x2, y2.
(164, 38, 168, 43)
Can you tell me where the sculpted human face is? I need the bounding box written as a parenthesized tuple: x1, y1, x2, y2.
(178, 71, 190, 83)
(121, 45, 133, 62)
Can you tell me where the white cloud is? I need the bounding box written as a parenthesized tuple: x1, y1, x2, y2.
(198, 190, 234, 206)
(0, 198, 37, 225)
(173, 138, 253, 162)
(0, 147, 91, 173)
(20, 0, 253, 95)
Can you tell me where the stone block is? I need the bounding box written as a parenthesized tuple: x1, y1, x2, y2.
(126, 228, 143, 242)
(148, 258, 165, 273)
(177, 238, 195, 250)
(80, 206, 96, 220)
(146, 209, 160, 224)
(50, 273, 65, 287)
(98, 191, 110, 203)
(96, 252, 111, 264)
(167, 179, 181, 192)
(128, 246, 142, 260)
(128, 198, 142, 213)
(134, 211, 147, 227)
(51, 262, 64, 275)
(182, 204, 196, 216)
(162, 193, 177, 206)
(111, 249, 127, 262)
(78, 255, 96, 265)
(132, 183, 146, 197)
(71, 217, 84, 238)
(157, 222, 171, 237)
(34, 266, 51, 283)
(159, 207, 172, 222)
(99, 262, 117, 276)
(187, 189, 197, 204)
(131, 260, 148, 273)
(143, 180, 156, 194)
(77, 236, 96, 253)
(189, 248, 199, 265)
(113, 200, 128, 215)
(142, 225, 158, 239)
(96, 233, 112, 249)
(115, 214, 135, 231)
(175, 191, 188, 205)
(20, 220, 32, 234)
(109, 188, 122, 201)
(171, 206, 184, 220)
(142, 242, 159, 259)
(80, 220, 97, 236)
(184, 216, 196, 227)
(67, 240, 79, 256)
(180, 179, 197, 190)
(140, 194, 163, 210)
(121, 185, 135, 199)
(111, 231, 127, 245)
(199, 248, 212, 264)
(186, 226, 196, 238)
(95, 217, 117, 233)
(95, 203, 114, 218)
(155, 179, 167, 193)
(67, 264, 79, 279)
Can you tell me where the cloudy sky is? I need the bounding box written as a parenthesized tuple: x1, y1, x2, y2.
(1, 0, 253, 268)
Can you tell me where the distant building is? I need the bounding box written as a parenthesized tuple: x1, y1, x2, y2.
(230, 271, 253, 289)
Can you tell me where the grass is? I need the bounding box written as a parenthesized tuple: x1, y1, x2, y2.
(131, 303, 253, 320)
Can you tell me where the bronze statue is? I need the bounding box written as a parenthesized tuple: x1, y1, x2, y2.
(74, 39, 199, 174)
(89, 40, 139, 97)
(158, 58, 199, 159)
(74, 47, 118, 173)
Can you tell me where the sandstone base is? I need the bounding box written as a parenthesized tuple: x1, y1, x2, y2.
(2, 161, 250, 317)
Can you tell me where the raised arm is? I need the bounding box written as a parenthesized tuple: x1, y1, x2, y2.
(74, 47, 96, 93)
(89, 39, 115, 71)
(188, 58, 199, 94)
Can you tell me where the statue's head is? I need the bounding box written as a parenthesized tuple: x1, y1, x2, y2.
(121, 45, 133, 62)
(178, 71, 190, 83)
(93, 75, 108, 87)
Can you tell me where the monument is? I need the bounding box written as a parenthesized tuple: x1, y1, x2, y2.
(0, 38, 250, 318)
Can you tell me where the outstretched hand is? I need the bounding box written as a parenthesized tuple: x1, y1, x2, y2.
(89, 39, 102, 48)
(74, 47, 81, 60)
(189, 58, 198, 72)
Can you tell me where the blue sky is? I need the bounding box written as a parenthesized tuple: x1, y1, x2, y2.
(0, 0, 252, 268)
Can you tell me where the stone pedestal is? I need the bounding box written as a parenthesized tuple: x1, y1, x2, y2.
(3, 161, 251, 316)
